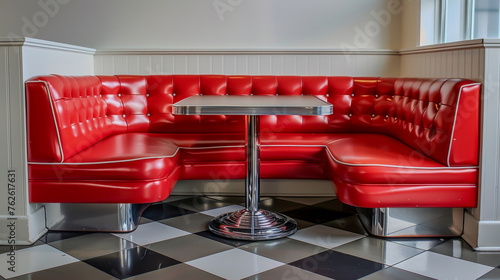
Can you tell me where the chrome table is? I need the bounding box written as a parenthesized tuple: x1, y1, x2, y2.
(173, 95, 333, 240)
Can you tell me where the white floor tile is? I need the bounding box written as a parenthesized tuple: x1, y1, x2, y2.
(186, 248, 284, 280)
(289, 225, 364, 249)
(0, 244, 79, 279)
(200, 205, 245, 217)
(333, 237, 424, 266)
(112, 222, 190, 246)
(394, 251, 494, 280)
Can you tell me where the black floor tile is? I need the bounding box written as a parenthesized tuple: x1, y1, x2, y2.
(39, 231, 90, 244)
(314, 199, 357, 215)
(209, 195, 271, 205)
(479, 268, 500, 279)
(142, 203, 195, 221)
(84, 246, 180, 279)
(208, 195, 247, 205)
(289, 250, 386, 280)
(10, 262, 118, 280)
(167, 196, 232, 212)
(295, 218, 317, 230)
(322, 215, 368, 235)
(282, 205, 355, 224)
(195, 230, 254, 247)
(259, 198, 306, 213)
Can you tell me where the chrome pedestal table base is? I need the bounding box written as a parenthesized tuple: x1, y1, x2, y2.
(173, 95, 332, 240)
(208, 115, 297, 240)
(209, 209, 297, 240)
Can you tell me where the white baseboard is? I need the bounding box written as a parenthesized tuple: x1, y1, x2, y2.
(0, 206, 47, 245)
(463, 210, 500, 251)
(0, 215, 42, 246)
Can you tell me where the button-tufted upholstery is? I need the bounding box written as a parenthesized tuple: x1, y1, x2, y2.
(25, 75, 481, 207)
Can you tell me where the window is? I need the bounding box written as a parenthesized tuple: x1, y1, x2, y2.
(420, 0, 500, 45)
(474, 0, 500, 39)
(442, 0, 468, 42)
(420, 0, 438, 45)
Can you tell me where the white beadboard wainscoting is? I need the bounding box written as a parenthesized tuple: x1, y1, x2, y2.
(94, 50, 401, 77)
(0, 40, 29, 244)
(0, 38, 95, 245)
(400, 40, 486, 80)
(401, 39, 500, 251)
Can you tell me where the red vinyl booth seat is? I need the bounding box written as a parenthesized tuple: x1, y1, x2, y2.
(25, 75, 481, 208)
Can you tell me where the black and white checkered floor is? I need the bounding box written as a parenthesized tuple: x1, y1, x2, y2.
(1, 196, 500, 279)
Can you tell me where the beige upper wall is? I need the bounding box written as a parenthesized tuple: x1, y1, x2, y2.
(401, 0, 421, 49)
(1, 0, 405, 50)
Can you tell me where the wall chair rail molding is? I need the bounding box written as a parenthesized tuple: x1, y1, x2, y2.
(400, 39, 488, 54)
(0, 37, 95, 245)
(94, 48, 401, 77)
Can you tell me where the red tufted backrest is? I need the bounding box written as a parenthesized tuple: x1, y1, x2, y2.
(26, 75, 480, 167)
(26, 75, 116, 162)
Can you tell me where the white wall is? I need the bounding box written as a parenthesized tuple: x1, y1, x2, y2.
(0, 0, 403, 50)
(2, 0, 406, 78)
(401, 0, 421, 49)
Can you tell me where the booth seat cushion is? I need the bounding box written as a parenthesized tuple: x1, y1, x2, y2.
(260, 132, 333, 162)
(161, 133, 245, 163)
(181, 161, 327, 180)
(29, 133, 180, 181)
(260, 132, 330, 179)
(260, 132, 334, 145)
(326, 134, 478, 185)
(29, 174, 180, 204)
(29, 133, 251, 180)
(331, 178, 478, 208)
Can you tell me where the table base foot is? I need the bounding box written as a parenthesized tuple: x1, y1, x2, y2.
(209, 209, 297, 240)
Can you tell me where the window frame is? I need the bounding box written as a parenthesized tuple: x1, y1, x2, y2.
(424, 0, 476, 45)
